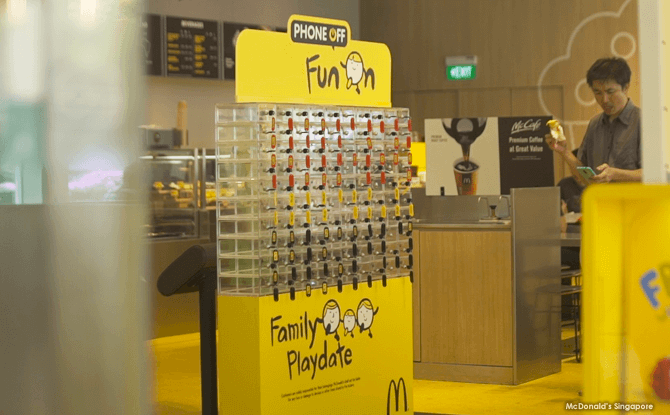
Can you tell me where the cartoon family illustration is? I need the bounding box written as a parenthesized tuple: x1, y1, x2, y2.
(319, 298, 379, 341)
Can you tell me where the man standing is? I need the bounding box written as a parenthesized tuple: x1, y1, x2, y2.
(547, 57, 642, 189)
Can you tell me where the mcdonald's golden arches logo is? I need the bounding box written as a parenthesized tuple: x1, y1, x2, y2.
(387, 377, 408, 414)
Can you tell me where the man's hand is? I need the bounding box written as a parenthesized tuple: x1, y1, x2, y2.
(545, 133, 568, 155)
(592, 163, 617, 183)
(592, 164, 643, 183)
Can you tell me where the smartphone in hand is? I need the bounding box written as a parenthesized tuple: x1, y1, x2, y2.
(576, 166, 598, 182)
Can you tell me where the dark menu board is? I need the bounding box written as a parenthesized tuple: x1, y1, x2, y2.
(142, 14, 162, 76)
(165, 16, 220, 79)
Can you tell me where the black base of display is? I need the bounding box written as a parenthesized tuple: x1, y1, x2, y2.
(198, 269, 218, 415)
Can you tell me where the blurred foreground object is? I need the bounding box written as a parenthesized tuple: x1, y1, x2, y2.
(0, 1, 150, 414)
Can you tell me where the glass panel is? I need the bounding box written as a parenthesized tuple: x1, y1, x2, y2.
(144, 149, 197, 238)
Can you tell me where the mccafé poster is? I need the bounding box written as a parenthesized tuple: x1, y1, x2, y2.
(218, 277, 414, 415)
(425, 116, 555, 196)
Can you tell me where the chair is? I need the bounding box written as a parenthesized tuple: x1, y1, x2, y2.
(561, 267, 581, 362)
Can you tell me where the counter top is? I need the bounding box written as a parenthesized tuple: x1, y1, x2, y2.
(414, 220, 512, 230)
(560, 232, 581, 247)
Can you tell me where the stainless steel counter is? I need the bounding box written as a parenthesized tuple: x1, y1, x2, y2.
(414, 220, 511, 230)
(561, 232, 581, 247)
(411, 189, 511, 224)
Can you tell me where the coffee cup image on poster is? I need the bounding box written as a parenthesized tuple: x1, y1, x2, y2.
(425, 117, 554, 196)
(425, 118, 501, 196)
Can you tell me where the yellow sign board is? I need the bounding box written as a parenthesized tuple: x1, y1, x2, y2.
(582, 184, 670, 410)
(218, 277, 414, 414)
(236, 15, 391, 107)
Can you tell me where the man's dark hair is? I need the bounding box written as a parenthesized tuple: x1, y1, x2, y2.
(586, 57, 631, 89)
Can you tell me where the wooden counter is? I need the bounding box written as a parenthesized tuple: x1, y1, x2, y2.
(411, 188, 561, 385)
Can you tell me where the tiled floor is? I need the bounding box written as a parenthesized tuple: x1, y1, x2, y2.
(151, 332, 582, 415)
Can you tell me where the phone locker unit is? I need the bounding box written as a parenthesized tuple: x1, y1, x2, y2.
(216, 104, 415, 299)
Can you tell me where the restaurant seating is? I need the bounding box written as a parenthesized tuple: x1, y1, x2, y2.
(561, 266, 582, 362)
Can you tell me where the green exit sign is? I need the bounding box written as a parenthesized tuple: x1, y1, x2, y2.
(447, 64, 476, 80)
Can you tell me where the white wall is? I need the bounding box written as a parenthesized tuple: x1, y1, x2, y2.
(637, 0, 666, 182)
(145, 0, 360, 148)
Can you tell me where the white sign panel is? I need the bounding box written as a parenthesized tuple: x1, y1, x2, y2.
(425, 118, 500, 196)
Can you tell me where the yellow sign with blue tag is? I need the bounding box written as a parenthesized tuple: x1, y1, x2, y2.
(582, 184, 670, 408)
(235, 15, 391, 107)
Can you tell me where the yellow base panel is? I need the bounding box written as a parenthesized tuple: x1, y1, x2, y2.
(217, 277, 414, 415)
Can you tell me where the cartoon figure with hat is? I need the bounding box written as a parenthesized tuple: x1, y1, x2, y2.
(321, 299, 342, 341)
(341, 52, 365, 94)
(342, 309, 357, 338)
(357, 298, 379, 338)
